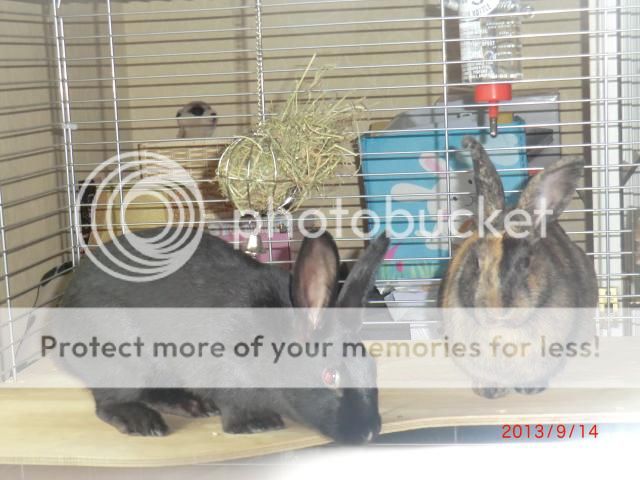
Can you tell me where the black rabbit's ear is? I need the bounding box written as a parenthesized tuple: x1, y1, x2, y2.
(292, 232, 340, 323)
(463, 136, 505, 217)
(516, 156, 584, 238)
(337, 233, 389, 308)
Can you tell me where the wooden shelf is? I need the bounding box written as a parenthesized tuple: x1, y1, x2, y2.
(0, 354, 639, 467)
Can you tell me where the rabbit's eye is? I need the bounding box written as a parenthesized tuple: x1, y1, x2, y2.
(322, 368, 341, 389)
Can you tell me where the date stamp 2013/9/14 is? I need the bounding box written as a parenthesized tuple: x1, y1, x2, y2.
(502, 424, 599, 440)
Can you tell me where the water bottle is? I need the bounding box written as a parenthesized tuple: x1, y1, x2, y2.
(455, 0, 525, 82)
(446, 1, 531, 135)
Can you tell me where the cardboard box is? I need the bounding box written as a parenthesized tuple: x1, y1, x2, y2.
(137, 139, 235, 221)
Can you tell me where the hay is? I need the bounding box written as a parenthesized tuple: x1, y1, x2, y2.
(216, 55, 365, 213)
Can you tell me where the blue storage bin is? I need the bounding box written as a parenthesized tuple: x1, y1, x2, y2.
(359, 120, 528, 282)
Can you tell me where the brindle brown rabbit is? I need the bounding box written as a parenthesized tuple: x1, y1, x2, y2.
(438, 137, 598, 399)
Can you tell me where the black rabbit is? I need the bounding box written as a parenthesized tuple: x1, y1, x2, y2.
(59, 229, 389, 444)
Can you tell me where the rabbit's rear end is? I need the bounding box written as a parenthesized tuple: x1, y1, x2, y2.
(64, 232, 290, 308)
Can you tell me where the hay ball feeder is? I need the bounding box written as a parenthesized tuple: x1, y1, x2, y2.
(216, 58, 364, 214)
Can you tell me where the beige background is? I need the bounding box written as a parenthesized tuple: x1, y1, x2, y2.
(0, 0, 621, 376)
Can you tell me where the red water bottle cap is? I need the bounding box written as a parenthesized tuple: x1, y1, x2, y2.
(474, 83, 513, 103)
(475, 84, 513, 137)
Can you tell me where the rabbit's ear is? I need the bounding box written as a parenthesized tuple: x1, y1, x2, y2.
(292, 232, 340, 315)
(463, 136, 505, 217)
(516, 156, 584, 236)
(451, 217, 476, 251)
(337, 233, 390, 308)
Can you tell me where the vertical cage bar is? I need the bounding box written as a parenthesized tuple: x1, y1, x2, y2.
(439, 1, 454, 261)
(254, 0, 273, 262)
(621, 0, 640, 333)
(255, 0, 266, 125)
(106, 0, 126, 223)
(0, 189, 17, 382)
(234, 0, 251, 123)
(51, 0, 81, 265)
(590, 0, 624, 333)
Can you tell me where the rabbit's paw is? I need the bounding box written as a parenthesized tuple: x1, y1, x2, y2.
(198, 398, 222, 417)
(146, 389, 220, 418)
(515, 386, 547, 395)
(223, 411, 285, 434)
(97, 402, 169, 436)
(472, 383, 511, 399)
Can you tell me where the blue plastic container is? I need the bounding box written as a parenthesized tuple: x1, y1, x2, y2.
(359, 120, 528, 281)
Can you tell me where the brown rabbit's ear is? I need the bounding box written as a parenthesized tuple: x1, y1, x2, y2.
(462, 136, 505, 217)
(516, 156, 584, 236)
(451, 217, 476, 251)
(337, 233, 390, 308)
(292, 232, 340, 328)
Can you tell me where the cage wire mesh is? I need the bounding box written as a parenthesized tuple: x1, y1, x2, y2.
(0, 0, 638, 381)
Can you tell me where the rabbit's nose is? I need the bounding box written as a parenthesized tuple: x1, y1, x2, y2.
(487, 308, 518, 326)
(473, 309, 502, 327)
(484, 316, 502, 326)
(359, 421, 380, 444)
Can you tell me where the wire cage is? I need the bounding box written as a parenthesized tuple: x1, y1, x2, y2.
(0, 0, 638, 382)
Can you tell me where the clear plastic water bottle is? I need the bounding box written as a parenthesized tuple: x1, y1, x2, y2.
(449, 0, 527, 82)
(446, 0, 531, 136)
